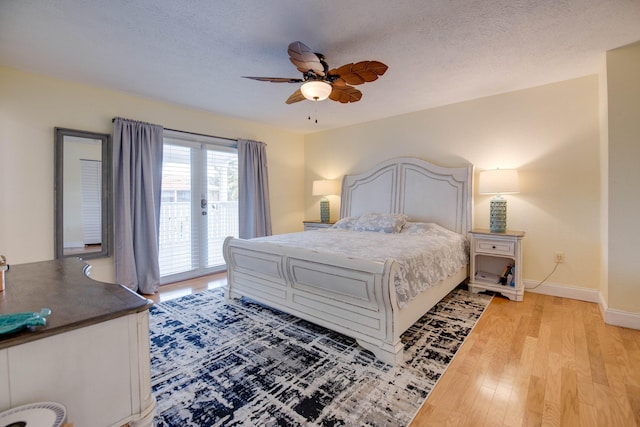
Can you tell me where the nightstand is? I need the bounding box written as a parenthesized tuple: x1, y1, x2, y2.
(468, 229, 525, 301)
(303, 220, 335, 231)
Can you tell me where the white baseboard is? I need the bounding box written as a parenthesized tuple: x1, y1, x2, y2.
(523, 279, 600, 303)
(524, 279, 640, 330)
(597, 292, 640, 330)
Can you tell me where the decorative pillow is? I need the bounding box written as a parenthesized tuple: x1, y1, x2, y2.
(354, 213, 408, 233)
(332, 216, 359, 230)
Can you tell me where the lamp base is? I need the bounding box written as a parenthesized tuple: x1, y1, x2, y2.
(489, 196, 507, 233)
(320, 198, 330, 223)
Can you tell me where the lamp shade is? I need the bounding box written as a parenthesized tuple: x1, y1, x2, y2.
(300, 81, 332, 101)
(478, 169, 520, 195)
(312, 180, 340, 196)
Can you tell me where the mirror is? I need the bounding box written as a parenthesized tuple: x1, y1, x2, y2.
(55, 127, 112, 259)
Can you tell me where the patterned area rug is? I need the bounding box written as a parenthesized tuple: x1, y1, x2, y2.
(149, 286, 491, 426)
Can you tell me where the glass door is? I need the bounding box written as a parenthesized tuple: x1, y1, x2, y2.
(159, 135, 238, 283)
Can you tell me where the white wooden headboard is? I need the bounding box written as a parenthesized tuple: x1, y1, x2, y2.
(340, 157, 473, 234)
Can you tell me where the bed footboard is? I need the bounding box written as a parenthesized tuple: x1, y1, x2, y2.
(223, 236, 404, 365)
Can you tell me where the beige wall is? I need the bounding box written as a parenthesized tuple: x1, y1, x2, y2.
(305, 76, 602, 293)
(0, 66, 305, 282)
(2, 60, 637, 315)
(606, 42, 640, 313)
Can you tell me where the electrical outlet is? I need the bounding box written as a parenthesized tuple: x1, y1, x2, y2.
(554, 251, 565, 263)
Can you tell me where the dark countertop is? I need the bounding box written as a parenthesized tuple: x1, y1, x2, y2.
(0, 258, 152, 350)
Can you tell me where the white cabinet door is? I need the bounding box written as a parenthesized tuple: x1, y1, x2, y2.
(0, 350, 9, 409)
(6, 316, 134, 426)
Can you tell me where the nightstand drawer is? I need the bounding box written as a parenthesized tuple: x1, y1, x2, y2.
(475, 239, 515, 256)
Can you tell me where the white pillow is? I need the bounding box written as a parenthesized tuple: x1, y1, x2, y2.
(332, 216, 359, 230)
(354, 213, 408, 233)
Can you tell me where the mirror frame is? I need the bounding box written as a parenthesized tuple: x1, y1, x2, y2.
(54, 127, 112, 259)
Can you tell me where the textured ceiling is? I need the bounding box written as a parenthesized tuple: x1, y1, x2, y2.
(1, 0, 640, 134)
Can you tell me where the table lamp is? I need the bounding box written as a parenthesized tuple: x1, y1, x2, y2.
(312, 180, 340, 223)
(479, 169, 519, 233)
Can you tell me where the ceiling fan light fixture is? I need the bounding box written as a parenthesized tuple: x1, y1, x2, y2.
(300, 80, 332, 101)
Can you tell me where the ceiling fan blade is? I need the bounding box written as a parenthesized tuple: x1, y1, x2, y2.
(328, 61, 388, 85)
(288, 41, 325, 77)
(285, 88, 306, 104)
(243, 76, 303, 83)
(328, 81, 363, 103)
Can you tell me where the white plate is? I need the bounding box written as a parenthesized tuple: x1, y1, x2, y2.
(0, 402, 66, 427)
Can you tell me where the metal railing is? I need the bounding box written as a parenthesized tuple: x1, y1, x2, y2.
(158, 201, 238, 276)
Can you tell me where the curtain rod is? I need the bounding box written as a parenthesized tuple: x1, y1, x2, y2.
(111, 118, 237, 142)
(164, 127, 237, 142)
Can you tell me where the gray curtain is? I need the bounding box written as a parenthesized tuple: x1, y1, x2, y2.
(238, 139, 272, 238)
(113, 118, 164, 294)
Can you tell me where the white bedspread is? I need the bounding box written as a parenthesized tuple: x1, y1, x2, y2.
(251, 224, 468, 308)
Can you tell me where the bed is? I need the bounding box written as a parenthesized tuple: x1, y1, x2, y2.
(223, 157, 473, 365)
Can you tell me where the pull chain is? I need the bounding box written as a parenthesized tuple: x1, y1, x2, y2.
(308, 99, 320, 124)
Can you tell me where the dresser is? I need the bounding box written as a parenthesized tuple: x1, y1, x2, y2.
(0, 259, 156, 426)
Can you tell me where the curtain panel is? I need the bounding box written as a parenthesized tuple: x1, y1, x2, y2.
(238, 139, 272, 238)
(113, 118, 164, 294)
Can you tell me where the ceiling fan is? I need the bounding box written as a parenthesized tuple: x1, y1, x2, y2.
(243, 41, 388, 104)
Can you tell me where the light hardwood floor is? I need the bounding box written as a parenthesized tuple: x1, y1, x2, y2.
(150, 276, 640, 427)
(412, 292, 640, 426)
(146, 273, 227, 304)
